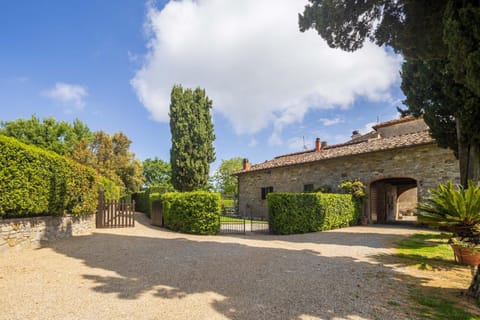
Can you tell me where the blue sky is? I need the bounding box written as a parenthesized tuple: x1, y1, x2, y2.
(0, 1, 404, 171)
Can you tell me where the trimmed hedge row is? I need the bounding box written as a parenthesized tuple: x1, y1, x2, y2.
(161, 191, 221, 235)
(267, 192, 361, 235)
(0, 135, 98, 217)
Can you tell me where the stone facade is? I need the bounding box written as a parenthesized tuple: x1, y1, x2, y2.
(238, 143, 459, 219)
(0, 214, 95, 253)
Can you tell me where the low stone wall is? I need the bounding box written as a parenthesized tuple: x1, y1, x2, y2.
(0, 214, 95, 252)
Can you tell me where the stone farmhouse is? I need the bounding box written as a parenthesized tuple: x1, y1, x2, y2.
(235, 117, 460, 224)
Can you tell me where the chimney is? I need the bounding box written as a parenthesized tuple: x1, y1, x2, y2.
(351, 130, 361, 139)
(315, 138, 321, 151)
(242, 158, 251, 170)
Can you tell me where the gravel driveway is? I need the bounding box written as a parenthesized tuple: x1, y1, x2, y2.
(0, 213, 419, 320)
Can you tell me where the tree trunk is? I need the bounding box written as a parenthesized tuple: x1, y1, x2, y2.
(468, 267, 480, 299)
(456, 119, 480, 186)
(457, 119, 480, 299)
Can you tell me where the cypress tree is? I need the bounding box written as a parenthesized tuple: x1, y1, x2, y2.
(169, 85, 216, 192)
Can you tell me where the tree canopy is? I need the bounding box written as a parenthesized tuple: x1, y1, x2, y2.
(169, 85, 216, 192)
(142, 157, 173, 191)
(212, 157, 243, 196)
(299, 0, 480, 184)
(0, 115, 92, 156)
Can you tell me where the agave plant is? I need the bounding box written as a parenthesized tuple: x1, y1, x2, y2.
(417, 180, 480, 241)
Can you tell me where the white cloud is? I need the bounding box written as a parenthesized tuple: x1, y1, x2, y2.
(43, 82, 88, 111)
(310, 130, 350, 146)
(319, 116, 345, 126)
(131, 0, 402, 141)
(360, 122, 378, 134)
(248, 138, 258, 148)
(287, 136, 310, 151)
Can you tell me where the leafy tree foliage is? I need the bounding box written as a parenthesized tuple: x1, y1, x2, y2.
(71, 130, 144, 193)
(0, 115, 92, 156)
(142, 157, 173, 190)
(299, 0, 480, 185)
(212, 157, 243, 196)
(169, 85, 216, 192)
(299, 0, 480, 299)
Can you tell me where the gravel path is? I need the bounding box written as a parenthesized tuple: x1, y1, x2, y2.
(0, 213, 419, 320)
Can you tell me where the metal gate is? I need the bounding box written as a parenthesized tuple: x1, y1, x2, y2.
(96, 194, 135, 228)
(220, 208, 269, 234)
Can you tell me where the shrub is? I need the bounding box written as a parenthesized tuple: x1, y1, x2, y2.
(132, 190, 165, 217)
(0, 135, 98, 217)
(267, 192, 361, 235)
(417, 180, 480, 240)
(132, 191, 150, 216)
(267, 193, 322, 234)
(161, 191, 221, 235)
(318, 193, 361, 231)
(338, 179, 366, 199)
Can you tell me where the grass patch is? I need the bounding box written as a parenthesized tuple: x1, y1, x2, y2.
(220, 216, 268, 224)
(387, 300, 401, 306)
(221, 199, 235, 208)
(395, 232, 456, 266)
(410, 289, 480, 320)
(394, 233, 480, 319)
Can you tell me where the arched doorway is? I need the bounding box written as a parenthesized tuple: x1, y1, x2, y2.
(369, 178, 418, 223)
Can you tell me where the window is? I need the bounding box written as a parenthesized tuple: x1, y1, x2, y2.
(261, 186, 274, 200)
(303, 184, 314, 192)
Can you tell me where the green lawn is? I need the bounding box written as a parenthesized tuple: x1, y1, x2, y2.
(395, 232, 480, 319)
(395, 232, 455, 265)
(220, 216, 268, 224)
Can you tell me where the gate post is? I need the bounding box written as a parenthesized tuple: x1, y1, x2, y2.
(151, 200, 163, 227)
(96, 189, 105, 228)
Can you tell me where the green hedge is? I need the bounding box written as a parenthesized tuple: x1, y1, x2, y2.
(161, 191, 221, 235)
(267, 193, 361, 235)
(132, 191, 150, 215)
(0, 135, 98, 217)
(131, 190, 162, 217)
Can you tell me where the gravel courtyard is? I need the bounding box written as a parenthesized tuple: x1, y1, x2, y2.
(0, 213, 419, 320)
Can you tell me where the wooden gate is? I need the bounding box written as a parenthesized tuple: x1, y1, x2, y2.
(96, 193, 136, 228)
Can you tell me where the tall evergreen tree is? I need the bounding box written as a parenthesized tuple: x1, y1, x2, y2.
(169, 85, 216, 192)
(299, 0, 480, 185)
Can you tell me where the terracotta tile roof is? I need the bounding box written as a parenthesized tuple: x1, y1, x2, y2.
(236, 129, 434, 175)
(372, 116, 417, 129)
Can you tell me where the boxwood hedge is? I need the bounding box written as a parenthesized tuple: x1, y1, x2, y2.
(161, 191, 221, 235)
(0, 135, 98, 217)
(267, 192, 361, 235)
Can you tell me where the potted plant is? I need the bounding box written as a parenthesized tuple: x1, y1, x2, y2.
(417, 180, 480, 266)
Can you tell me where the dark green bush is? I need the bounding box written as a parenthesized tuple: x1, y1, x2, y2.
(161, 191, 221, 235)
(0, 135, 98, 217)
(317, 194, 361, 231)
(131, 190, 164, 217)
(267, 192, 360, 235)
(267, 193, 322, 234)
(132, 191, 150, 216)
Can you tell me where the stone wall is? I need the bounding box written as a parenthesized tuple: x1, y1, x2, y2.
(0, 214, 95, 252)
(376, 118, 428, 138)
(238, 143, 460, 218)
